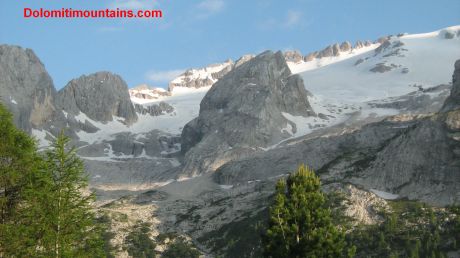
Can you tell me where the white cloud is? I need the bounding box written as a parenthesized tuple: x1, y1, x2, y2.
(109, 0, 158, 10)
(197, 0, 225, 17)
(145, 69, 185, 84)
(285, 10, 302, 27)
(257, 10, 305, 30)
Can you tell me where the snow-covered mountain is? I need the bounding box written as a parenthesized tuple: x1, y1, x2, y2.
(125, 25, 459, 144)
(1, 25, 459, 194)
(282, 25, 460, 137)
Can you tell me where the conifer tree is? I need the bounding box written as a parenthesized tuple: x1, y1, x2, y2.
(38, 131, 104, 257)
(263, 164, 351, 258)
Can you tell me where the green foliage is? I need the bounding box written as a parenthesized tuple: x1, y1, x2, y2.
(0, 103, 43, 255)
(0, 107, 104, 258)
(96, 213, 117, 258)
(125, 222, 156, 258)
(162, 237, 200, 258)
(197, 209, 267, 257)
(262, 164, 352, 258)
(348, 200, 460, 257)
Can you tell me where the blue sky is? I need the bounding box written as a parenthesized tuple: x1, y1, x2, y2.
(1, 0, 459, 89)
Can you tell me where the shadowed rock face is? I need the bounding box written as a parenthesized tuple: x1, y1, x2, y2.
(0, 45, 56, 131)
(180, 51, 315, 177)
(441, 60, 460, 112)
(57, 72, 138, 125)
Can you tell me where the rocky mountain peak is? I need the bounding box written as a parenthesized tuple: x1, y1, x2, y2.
(57, 71, 138, 125)
(284, 50, 304, 63)
(180, 50, 315, 176)
(0, 44, 56, 131)
(340, 41, 352, 52)
(287, 39, 375, 64)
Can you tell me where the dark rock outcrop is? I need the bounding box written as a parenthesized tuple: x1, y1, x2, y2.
(0, 45, 56, 131)
(180, 51, 315, 176)
(374, 40, 392, 55)
(370, 63, 394, 73)
(134, 102, 174, 116)
(441, 60, 460, 112)
(57, 72, 138, 125)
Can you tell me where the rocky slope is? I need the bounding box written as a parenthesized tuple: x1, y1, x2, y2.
(0, 45, 56, 132)
(214, 59, 460, 205)
(180, 51, 315, 177)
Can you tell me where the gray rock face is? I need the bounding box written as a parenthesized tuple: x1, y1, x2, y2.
(57, 72, 138, 125)
(214, 113, 460, 205)
(0, 45, 56, 131)
(180, 51, 315, 177)
(441, 60, 460, 112)
(368, 84, 451, 114)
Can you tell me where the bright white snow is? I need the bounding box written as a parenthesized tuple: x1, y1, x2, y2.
(9, 96, 17, 105)
(281, 26, 460, 140)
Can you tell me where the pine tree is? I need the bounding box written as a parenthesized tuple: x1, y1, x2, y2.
(262, 164, 351, 258)
(37, 131, 104, 257)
